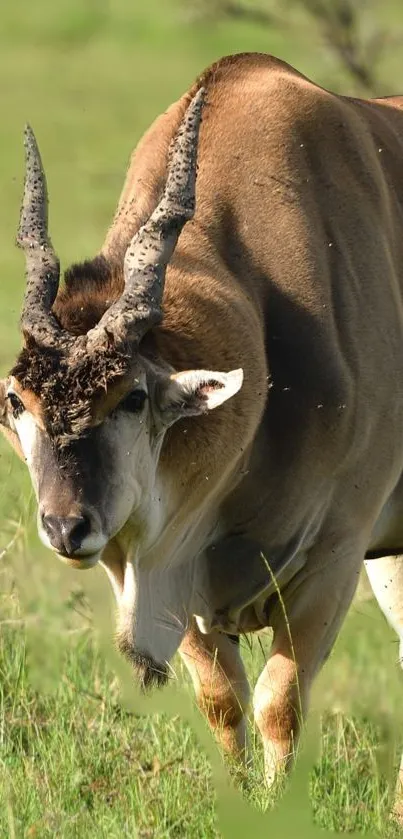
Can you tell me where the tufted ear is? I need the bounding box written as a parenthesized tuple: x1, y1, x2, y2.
(157, 368, 243, 427)
(0, 380, 24, 460)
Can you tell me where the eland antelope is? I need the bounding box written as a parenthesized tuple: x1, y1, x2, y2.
(1, 53, 403, 797)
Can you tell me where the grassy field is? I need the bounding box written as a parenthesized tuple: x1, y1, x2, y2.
(1, 0, 403, 836)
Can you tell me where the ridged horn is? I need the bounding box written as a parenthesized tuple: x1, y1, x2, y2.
(16, 125, 62, 348)
(86, 86, 205, 351)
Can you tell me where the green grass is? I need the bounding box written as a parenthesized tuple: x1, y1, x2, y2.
(1, 533, 402, 837)
(1, 0, 403, 836)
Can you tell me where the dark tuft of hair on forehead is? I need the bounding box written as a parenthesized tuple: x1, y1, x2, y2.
(53, 255, 125, 336)
(9, 253, 133, 446)
(11, 337, 132, 447)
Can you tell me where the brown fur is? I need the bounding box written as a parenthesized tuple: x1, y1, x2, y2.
(55, 256, 123, 335)
(179, 621, 250, 758)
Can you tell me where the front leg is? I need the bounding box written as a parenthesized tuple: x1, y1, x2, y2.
(253, 541, 363, 787)
(179, 620, 250, 760)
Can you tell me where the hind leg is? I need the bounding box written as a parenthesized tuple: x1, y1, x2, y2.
(364, 556, 403, 819)
(179, 620, 250, 760)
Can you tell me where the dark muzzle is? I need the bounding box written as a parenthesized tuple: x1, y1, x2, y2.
(42, 514, 91, 557)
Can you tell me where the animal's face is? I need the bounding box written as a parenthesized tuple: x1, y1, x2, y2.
(0, 364, 242, 568)
(0, 367, 152, 567)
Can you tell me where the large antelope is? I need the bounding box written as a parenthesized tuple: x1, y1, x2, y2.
(1, 53, 403, 799)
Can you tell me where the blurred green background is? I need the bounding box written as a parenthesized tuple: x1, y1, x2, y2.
(1, 0, 403, 358)
(1, 1, 403, 836)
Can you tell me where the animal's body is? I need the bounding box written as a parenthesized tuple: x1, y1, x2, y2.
(2, 52, 403, 799)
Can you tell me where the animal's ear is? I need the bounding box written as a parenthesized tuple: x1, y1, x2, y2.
(157, 368, 243, 426)
(0, 380, 24, 460)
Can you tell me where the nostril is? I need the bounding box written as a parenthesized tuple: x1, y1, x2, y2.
(42, 515, 91, 557)
(42, 515, 64, 553)
(66, 516, 91, 555)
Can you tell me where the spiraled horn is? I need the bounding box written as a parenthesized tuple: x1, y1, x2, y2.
(16, 125, 62, 348)
(86, 86, 205, 351)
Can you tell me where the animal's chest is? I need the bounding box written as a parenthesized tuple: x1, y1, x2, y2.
(193, 532, 308, 635)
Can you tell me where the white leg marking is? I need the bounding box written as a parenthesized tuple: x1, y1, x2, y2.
(365, 556, 403, 662)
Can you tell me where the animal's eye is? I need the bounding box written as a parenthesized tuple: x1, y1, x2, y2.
(119, 389, 147, 414)
(7, 392, 24, 417)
